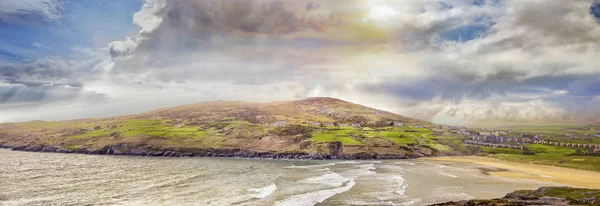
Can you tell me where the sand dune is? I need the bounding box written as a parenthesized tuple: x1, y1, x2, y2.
(426, 156, 600, 189)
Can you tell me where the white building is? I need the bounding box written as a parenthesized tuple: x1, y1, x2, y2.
(393, 122, 404, 127)
(308, 122, 320, 126)
(274, 121, 287, 126)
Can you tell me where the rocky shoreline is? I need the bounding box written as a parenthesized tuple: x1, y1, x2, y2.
(431, 187, 600, 206)
(2, 143, 429, 160)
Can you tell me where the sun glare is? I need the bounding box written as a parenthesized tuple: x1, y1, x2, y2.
(367, 0, 399, 23)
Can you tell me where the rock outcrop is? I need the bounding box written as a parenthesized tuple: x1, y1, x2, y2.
(431, 187, 600, 206)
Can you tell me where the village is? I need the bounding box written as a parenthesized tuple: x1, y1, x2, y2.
(460, 128, 600, 153)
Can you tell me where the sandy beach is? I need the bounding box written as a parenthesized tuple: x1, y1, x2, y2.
(426, 156, 600, 189)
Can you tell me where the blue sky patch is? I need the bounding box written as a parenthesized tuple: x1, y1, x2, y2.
(592, 0, 600, 22)
(441, 24, 489, 42)
(0, 0, 143, 61)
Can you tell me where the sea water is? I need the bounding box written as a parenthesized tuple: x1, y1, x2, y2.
(0, 149, 560, 206)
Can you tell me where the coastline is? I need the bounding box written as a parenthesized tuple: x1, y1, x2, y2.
(1, 144, 426, 160)
(425, 156, 600, 189)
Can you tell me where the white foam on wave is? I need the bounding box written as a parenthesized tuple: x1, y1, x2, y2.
(315, 168, 330, 172)
(284, 163, 335, 169)
(398, 197, 422, 206)
(300, 172, 350, 187)
(335, 160, 361, 164)
(437, 171, 458, 178)
(393, 161, 415, 166)
(276, 179, 356, 206)
(247, 183, 277, 199)
(341, 164, 377, 179)
(357, 164, 376, 171)
(368, 174, 408, 201)
(361, 160, 382, 164)
(378, 164, 404, 171)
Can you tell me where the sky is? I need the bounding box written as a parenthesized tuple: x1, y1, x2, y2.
(1, 0, 600, 127)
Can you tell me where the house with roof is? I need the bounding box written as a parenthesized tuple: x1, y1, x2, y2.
(393, 122, 404, 127)
(308, 122, 320, 126)
(479, 132, 491, 136)
(274, 121, 287, 126)
(493, 130, 508, 136)
(351, 123, 361, 127)
(324, 123, 334, 127)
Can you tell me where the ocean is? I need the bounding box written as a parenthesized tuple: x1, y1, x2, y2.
(0, 149, 559, 205)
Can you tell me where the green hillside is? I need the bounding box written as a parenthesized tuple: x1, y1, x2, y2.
(0, 97, 474, 159)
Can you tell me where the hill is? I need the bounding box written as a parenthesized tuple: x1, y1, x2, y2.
(0, 97, 475, 159)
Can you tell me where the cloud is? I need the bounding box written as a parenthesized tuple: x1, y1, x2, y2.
(103, 0, 600, 126)
(0, 0, 64, 21)
(3, 0, 600, 126)
(0, 47, 111, 106)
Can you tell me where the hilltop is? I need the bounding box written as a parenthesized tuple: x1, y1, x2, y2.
(0, 97, 476, 159)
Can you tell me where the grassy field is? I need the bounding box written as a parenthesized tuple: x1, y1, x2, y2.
(68, 119, 208, 139)
(479, 143, 600, 172)
(307, 126, 436, 146)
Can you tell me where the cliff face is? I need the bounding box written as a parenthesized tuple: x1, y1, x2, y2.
(0, 97, 472, 159)
(431, 187, 600, 206)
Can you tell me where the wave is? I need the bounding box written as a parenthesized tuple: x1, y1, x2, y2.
(284, 163, 335, 169)
(437, 171, 458, 178)
(248, 183, 277, 199)
(356, 164, 376, 171)
(315, 168, 330, 172)
(398, 197, 422, 206)
(360, 174, 408, 202)
(276, 179, 356, 206)
(393, 161, 415, 166)
(300, 172, 350, 187)
(334, 161, 359, 164)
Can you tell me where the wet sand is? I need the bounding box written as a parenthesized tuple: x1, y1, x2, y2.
(425, 156, 600, 189)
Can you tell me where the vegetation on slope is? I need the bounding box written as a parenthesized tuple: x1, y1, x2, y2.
(0, 97, 471, 159)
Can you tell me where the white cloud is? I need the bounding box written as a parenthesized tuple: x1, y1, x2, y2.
(0, 0, 63, 21)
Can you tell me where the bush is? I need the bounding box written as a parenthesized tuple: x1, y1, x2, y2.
(523, 147, 536, 155)
(270, 125, 313, 136)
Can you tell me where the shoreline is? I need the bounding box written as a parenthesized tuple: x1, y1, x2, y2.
(1, 144, 429, 160)
(425, 156, 600, 189)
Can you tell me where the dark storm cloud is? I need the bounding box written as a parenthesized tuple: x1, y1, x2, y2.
(108, 0, 344, 85)
(0, 59, 78, 85)
(359, 70, 600, 106)
(111, 0, 327, 56)
(0, 82, 106, 105)
(0, 58, 107, 105)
